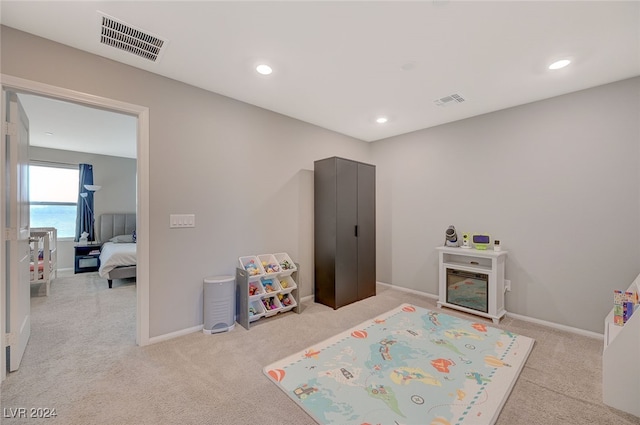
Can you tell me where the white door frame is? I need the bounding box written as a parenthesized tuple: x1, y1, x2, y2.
(0, 75, 150, 363)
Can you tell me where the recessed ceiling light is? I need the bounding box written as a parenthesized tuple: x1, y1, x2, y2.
(548, 59, 571, 70)
(256, 64, 273, 75)
(376, 117, 388, 124)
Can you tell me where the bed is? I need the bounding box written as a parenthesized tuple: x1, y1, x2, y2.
(99, 213, 137, 288)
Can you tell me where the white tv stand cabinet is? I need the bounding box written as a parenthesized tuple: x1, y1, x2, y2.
(436, 246, 508, 324)
(602, 273, 639, 417)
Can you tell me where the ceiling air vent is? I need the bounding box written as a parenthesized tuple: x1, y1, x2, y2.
(98, 12, 167, 63)
(434, 93, 466, 107)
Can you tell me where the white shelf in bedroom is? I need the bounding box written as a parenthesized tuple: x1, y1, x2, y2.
(602, 274, 640, 417)
(30, 227, 58, 296)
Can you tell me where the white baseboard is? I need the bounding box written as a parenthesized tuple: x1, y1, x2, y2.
(506, 311, 603, 340)
(377, 281, 439, 301)
(148, 324, 203, 345)
(376, 281, 603, 340)
(301, 283, 437, 305)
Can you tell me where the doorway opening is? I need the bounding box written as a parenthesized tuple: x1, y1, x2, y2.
(1, 75, 150, 381)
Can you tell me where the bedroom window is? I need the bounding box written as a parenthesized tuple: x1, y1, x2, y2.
(29, 163, 79, 238)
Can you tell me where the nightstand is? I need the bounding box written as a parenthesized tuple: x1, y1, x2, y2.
(74, 243, 103, 273)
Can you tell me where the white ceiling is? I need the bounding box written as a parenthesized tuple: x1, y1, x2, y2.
(18, 94, 138, 159)
(2, 1, 639, 156)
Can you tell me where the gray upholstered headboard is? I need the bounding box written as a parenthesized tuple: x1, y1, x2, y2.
(99, 213, 136, 242)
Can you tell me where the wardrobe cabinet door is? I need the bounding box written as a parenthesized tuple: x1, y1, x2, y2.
(335, 158, 359, 308)
(357, 163, 376, 301)
(314, 158, 337, 308)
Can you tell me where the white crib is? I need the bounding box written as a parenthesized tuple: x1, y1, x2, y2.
(30, 227, 58, 296)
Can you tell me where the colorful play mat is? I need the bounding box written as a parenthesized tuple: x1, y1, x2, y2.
(265, 303, 534, 425)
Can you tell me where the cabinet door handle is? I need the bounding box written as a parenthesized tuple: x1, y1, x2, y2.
(355, 225, 358, 237)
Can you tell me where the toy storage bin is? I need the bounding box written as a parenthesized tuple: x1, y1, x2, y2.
(274, 252, 297, 275)
(278, 292, 297, 313)
(262, 295, 282, 317)
(203, 275, 236, 334)
(249, 299, 265, 322)
(236, 254, 300, 330)
(260, 276, 281, 294)
(277, 275, 297, 293)
(257, 254, 280, 275)
(239, 256, 264, 278)
(248, 280, 265, 299)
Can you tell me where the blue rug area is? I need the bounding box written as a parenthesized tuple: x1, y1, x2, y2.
(264, 304, 534, 425)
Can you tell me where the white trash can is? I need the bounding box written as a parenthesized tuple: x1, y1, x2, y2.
(203, 275, 235, 334)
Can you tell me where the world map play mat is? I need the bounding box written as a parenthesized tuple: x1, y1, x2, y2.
(264, 304, 534, 425)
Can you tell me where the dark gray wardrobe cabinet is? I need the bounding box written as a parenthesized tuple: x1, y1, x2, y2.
(314, 157, 376, 309)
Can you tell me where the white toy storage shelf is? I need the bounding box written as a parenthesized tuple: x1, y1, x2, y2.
(602, 273, 640, 417)
(236, 253, 300, 330)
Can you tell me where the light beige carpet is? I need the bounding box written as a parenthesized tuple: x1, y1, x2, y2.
(2, 272, 638, 425)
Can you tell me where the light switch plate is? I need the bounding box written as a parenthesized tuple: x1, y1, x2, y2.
(170, 214, 195, 228)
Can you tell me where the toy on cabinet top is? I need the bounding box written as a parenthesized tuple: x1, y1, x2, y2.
(461, 233, 471, 249)
(444, 229, 498, 251)
(472, 234, 491, 250)
(444, 225, 459, 247)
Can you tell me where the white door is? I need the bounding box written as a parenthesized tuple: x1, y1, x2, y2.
(4, 92, 31, 372)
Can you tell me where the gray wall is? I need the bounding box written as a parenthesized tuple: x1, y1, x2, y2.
(372, 77, 640, 333)
(28, 146, 136, 269)
(1, 26, 371, 337)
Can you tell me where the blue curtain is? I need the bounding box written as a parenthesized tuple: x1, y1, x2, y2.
(75, 164, 95, 241)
